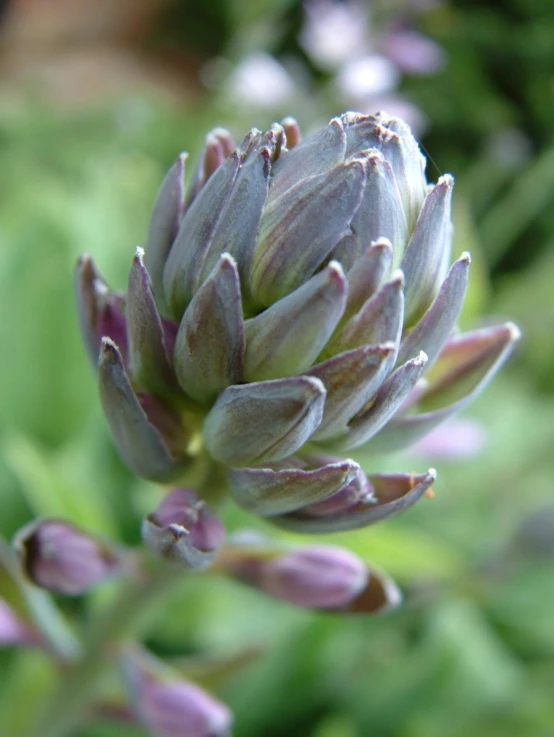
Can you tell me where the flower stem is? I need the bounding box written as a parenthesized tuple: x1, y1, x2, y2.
(0, 535, 80, 662)
(22, 558, 180, 737)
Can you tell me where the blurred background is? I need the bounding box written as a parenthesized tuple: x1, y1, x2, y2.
(0, 0, 553, 735)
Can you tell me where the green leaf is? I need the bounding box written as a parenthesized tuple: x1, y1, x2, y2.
(2, 434, 116, 537)
(0, 650, 58, 737)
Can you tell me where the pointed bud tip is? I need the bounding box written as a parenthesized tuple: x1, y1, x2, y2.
(329, 116, 345, 133)
(281, 116, 301, 148)
(302, 375, 327, 400)
(325, 260, 346, 284)
(438, 173, 455, 189)
(415, 350, 428, 366)
(100, 336, 120, 359)
(390, 268, 405, 287)
(76, 253, 106, 295)
(505, 321, 522, 342)
(216, 252, 239, 272)
(134, 246, 146, 263)
(173, 151, 188, 181)
(76, 252, 93, 272)
(370, 237, 393, 251)
(206, 131, 226, 146)
(459, 251, 471, 264)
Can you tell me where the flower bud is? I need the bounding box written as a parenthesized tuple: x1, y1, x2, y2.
(223, 542, 369, 610)
(14, 520, 120, 596)
(142, 489, 225, 570)
(260, 546, 368, 608)
(77, 111, 519, 548)
(123, 648, 232, 737)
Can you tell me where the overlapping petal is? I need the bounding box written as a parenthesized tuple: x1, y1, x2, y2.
(203, 376, 326, 466)
(252, 159, 367, 305)
(271, 469, 436, 533)
(98, 339, 191, 481)
(174, 254, 245, 402)
(228, 458, 360, 516)
(363, 323, 520, 453)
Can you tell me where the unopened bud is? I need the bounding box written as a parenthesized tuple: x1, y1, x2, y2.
(123, 648, 232, 737)
(260, 546, 369, 609)
(142, 489, 225, 570)
(223, 541, 369, 610)
(14, 520, 121, 596)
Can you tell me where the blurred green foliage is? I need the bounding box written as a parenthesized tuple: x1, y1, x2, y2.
(1, 1, 554, 736)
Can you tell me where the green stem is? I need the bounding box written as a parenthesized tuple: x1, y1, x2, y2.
(22, 558, 180, 737)
(0, 536, 80, 662)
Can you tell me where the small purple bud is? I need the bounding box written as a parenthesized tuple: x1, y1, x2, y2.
(224, 543, 368, 610)
(123, 649, 232, 737)
(0, 598, 42, 648)
(260, 546, 369, 609)
(14, 520, 121, 596)
(142, 489, 225, 569)
(153, 489, 226, 553)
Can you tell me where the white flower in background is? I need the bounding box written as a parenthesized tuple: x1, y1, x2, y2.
(299, 0, 369, 69)
(336, 55, 400, 99)
(225, 52, 297, 109)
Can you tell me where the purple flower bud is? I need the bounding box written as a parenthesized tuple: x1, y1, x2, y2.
(383, 29, 447, 76)
(78, 110, 519, 555)
(260, 546, 368, 608)
(14, 520, 121, 596)
(123, 649, 232, 737)
(224, 542, 368, 610)
(142, 489, 226, 570)
(0, 598, 42, 648)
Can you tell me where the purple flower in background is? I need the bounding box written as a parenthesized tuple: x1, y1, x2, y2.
(383, 26, 446, 76)
(409, 417, 486, 460)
